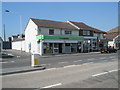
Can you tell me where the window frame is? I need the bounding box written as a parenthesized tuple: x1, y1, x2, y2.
(83, 30, 90, 35)
(65, 30, 72, 35)
(49, 29, 54, 35)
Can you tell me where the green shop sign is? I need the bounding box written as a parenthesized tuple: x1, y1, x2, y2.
(36, 35, 84, 40)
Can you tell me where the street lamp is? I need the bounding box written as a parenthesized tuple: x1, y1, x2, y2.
(3, 10, 11, 42)
(5, 10, 23, 51)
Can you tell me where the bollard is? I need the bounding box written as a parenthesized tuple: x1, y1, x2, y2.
(31, 54, 40, 67)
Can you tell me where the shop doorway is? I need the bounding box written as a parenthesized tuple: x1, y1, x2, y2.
(65, 43, 71, 53)
(59, 43, 62, 53)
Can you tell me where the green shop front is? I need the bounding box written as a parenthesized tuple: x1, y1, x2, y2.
(36, 35, 84, 55)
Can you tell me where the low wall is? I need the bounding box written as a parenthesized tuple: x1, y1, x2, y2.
(12, 40, 25, 51)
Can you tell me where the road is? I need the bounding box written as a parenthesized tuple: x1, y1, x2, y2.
(1, 50, 119, 88)
(2, 58, 118, 88)
(1, 50, 118, 70)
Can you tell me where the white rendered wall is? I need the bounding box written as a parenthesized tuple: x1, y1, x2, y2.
(12, 41, 25, 51)
(108, 41, 114, 47)
(39, 27, 79, 36)
(25, 19, 39, 54)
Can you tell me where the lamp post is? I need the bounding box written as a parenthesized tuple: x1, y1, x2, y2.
(3, 24, 6, 41)
(5, 10, 23, 51)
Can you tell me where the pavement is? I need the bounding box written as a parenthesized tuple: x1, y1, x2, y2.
(1, 66, 45, 75)
(40, 51, 101, 58)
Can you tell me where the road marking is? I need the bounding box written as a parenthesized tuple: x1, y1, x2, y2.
(82, 62, 93, 65)
(92, 69, 118, 77)
(109, 69, 118, 72)
(0, 62, 8, 63)
(58, 62, 68, 64)
(74, 60, 82, 62)
(42, 83, 62, 88)
(63, 65, 76, 68)
(17, 56, 20, 58)
(87, 58, 94, 60)
(10, 61, 15, 63)
(46, 68, 57, 71)
(0, 61, 15, 63)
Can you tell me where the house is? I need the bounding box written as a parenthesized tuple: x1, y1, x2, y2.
(0, 37, 3, 52)
(25, 18, 84, 55)
(67, 21, 107, 51)
(25, 18, 107, 55)
(8, 34, 25, 51)
(8, 34, 25, 42)
(106, 26, 120, 49)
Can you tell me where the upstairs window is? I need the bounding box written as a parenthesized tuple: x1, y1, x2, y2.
(83, 30, 90, 35)
(65, 30, 72, 35)
(49, 29, 54, 35)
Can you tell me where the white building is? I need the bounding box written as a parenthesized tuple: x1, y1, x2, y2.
(113, 35, 120, 49)
(106, 26, 120, 49)
(25, 18, 107, 55)
(9, 34, 25, 51)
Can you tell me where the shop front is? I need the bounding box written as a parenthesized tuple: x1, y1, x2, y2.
(36, 35, 84, 55)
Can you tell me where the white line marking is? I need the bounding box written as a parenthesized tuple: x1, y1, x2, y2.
(63, 65, 76, 68)
(74, 60, 82, 62)
(82, 62, 93, 65)
(92, 69, 118, 77)
(11, 61, 15, 63)
(42, 83, 62, 88)
(58, 62, 68, 64)
(0, 61, 15, 63)
(17, 56, 20, 58)
(0, 62, 8, 63)
(109, 69, 118, 72)
(87, 58, 94, 60)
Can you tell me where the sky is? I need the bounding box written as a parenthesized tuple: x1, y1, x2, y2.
(2, 2, 118, 40)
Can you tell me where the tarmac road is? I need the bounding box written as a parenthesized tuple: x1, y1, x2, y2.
(2, 58, 118, 88)
(1, 50, 118, 70)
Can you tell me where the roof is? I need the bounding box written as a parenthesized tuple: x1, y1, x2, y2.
(108, 26, 120, 33)
(31, 18, 77, 30)
(105, 32, 119, 40)
(106, 26, 120, 40)
(69, 21, 107, 34)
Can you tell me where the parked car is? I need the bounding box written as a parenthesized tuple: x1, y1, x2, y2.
(100, 46, 117, 53)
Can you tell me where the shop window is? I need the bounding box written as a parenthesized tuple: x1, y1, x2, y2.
(49, 29, 54, 35)
(65, 43, 70, 46)
(54, 43, 59, 48)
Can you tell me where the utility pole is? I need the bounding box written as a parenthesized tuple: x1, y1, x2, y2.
(4, 24, 6, 41)
(20, 15, 22, 52)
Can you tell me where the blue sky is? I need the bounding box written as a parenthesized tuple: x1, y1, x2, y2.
(2, 2, 118, 40)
